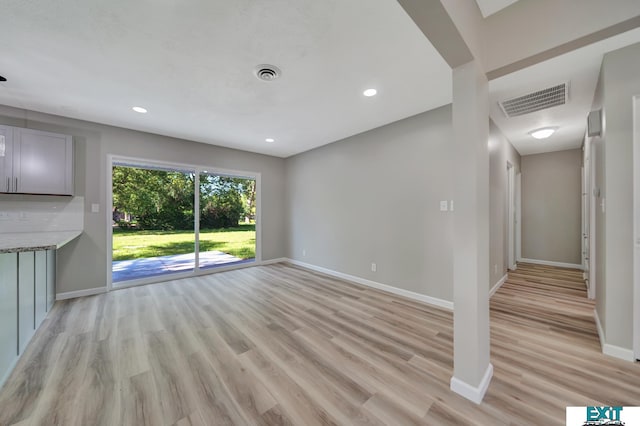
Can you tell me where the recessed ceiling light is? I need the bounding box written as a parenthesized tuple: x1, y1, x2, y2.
(529, 127, 557, 139)
(265, 138, 275, 143)
(132, 106, 148, 114)
(363, 88, 377, 97)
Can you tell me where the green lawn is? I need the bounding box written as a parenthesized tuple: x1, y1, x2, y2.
(112, 224, 255, 261)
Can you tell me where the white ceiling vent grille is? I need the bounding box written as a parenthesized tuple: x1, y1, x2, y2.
(254, 65, 281, 82)
(499, 82, 568, 117)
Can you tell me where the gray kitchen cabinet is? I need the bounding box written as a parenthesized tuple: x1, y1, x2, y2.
(0, 248, 58, 389)
(0, 126, 73, 195)
(0, 253, 18, 386)
(18, 251, 35, 353)
(34, 251, 47, 328)
(46, 249, 56, 312)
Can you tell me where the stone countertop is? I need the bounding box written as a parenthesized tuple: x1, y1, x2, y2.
(0, 230, 83, 253)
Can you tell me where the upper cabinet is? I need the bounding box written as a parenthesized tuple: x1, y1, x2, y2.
(0, 125, 73, 196)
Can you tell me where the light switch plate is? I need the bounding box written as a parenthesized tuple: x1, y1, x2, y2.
(440, 201, 448, 211)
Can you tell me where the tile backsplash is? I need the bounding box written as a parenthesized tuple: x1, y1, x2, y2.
(0, 195, 84, 233)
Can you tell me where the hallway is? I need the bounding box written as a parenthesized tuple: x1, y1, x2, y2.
(486, 262, 639, 418)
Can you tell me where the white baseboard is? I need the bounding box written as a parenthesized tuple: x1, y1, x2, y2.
(594, 308, 606, 349)
(56, 287, 107, 301)
(518, 257, 583, 270)
(603, 344, 636, 362)
(286, 258, 453, 311)
(593, 309, 636, 362)
(260, 257, 288, 265)
(490, 274, 508, 298)
(450, 363, 494, 404)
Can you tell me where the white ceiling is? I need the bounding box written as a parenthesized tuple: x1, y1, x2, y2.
(0, 0, 451, 158)
(489, 27, 640, 156)
(475, 0, 520, 18)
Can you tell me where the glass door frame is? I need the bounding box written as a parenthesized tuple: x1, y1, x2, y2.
(106, 154, 261, 291)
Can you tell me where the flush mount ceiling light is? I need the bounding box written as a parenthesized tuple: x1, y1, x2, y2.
(265, 138, 275, 143)
(255, 65, 281, 82)
(363, 88, 377, 97)
(132, 106, 148, 114)
(529, 127, 557, 139)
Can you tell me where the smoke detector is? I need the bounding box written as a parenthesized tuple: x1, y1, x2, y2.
(254, 65, 281, 82)
(499, 82, 568, 118)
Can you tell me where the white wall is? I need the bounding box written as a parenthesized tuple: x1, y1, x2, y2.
(0, 105, 287, 294)
(520, 149, 583, 265)
(597, 42, 640, 351)
(489, 122, 521, 287)
(286, 106, 454, 302)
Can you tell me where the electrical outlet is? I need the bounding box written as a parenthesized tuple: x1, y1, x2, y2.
(450, 200, 454, 211)
(302, 249, 306, 257)
(494, 264, 498, 274)
(371, 262, 377, 272)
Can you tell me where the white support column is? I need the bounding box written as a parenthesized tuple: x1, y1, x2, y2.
(450, 59, 493, 404)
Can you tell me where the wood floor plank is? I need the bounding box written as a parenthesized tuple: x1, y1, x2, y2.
(0, 262, 638, 425)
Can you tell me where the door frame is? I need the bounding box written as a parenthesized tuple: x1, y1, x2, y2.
(507, 162, 516, 270)
(515, 171, 522, 263)
(633, 95, 640, 360)
(106, 154, 262, 291)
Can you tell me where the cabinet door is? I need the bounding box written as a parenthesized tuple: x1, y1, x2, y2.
(0, 253, 18, 386)
(35, 251, 47, 328)
(46, 250, 56, 312)
(18, 251, 35, 353)
(14, 128, 73, 195)
(0, 125, 13, 193)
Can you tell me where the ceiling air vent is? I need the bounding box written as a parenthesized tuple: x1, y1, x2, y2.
(254, 65, 281, 82)
(499, 82, 568, 118)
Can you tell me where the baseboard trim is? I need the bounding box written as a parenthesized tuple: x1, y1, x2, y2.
(56, 287, 107, 301)
(518, 258, 583, 270)
(593, 309, 636, 361)
(260, 257, 288, 265)
(490, 274, 508, 298)
(603, 344, 636, 362)
(594, 308, 606, 349)
(450, 363, 494, 404)
(286, 258, 453, 311)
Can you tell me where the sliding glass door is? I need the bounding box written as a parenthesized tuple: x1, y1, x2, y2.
(111, 163, 196, 282)
(110, 159, 257, 285)
(198, 173, 256, 269)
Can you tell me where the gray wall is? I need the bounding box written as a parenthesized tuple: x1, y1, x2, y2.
(0, 105, 287, 294)
(489, 122, 521, 288)
(521, 149, 582, 265)
(595, 41, 640, 350)
(286, 106, 454, 301)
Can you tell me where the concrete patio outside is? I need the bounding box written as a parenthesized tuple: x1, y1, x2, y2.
(112, 250, 254, 282)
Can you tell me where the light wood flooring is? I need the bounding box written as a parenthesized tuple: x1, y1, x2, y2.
(0, 262, 638, 425)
